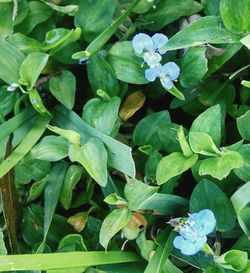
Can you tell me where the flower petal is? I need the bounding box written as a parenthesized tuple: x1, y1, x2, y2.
(197, 209, 216, 236)
(7, 83, 19, 92)
(161, 62, 180, 81)
(145, 67, 161, 82)
(173, 236, 202, 256)
(143, 52, 162, 67)
(132, 33, 153, 54)
(160, 77, 174, 89)
(152, 33, 168, 54)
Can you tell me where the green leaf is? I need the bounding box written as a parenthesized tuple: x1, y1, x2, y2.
(0, 40, 25, 84)
(0, 114, 51, 179)
(82, 96, 120, 135)
(72, 0, 141, 59)
(237, 110, 250, 141)
(19, 53, 49, 90)
(144, 230, 175, 273)
(202, 0, 220, 15)
(69, 138, 108, 187)
(189, 132, 221, 156)
(0, 228, 7, 255)
(107, 41, 147, 84)
(58, 234, 87, 252)
(204, 266, 225, 273)
(141, 0, 202, 31)
(0, 2, 13, 38)
(220, 0, 250, 34)
(49, 70, 76, 110)
(30, 136, 69, 161)
(53, 105, 135, 177)
(0, 251, 139, 271)
(0, 87, 20, 117)
(163, 259, 183, 273)
(59, 165, 83, 210)
(160, 16, 241, 52)
(99, 208, 132, 250)
(74, 0, 116, 42)
(15, 1, 53, 35)
(43, 162, 69, 248)
(231, 182, 250, 236)
(124, 177, 159, 211)
(43, 2, 79, 16)
(156, 153, 198, 185)
(133, 111, 171, 150)
(190, 179, 236, 232)
(240, 34, 250, 49)
(215, 250, 248, 271)
(87, 53, 120, 97)
(180, 46, 208, 88)
(145, 151, 163, 180)
(190, 104, 222, 146)
(136, 231, 156, 261)
(177, 126, 193, 157)
(46, 125, 81, 146)
(199, 151, 243, 180)
(234, 145, 250, 182)
(27, 177, 47, 203)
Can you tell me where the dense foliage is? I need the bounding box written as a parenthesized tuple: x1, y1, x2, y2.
(0, 0, 250, 272)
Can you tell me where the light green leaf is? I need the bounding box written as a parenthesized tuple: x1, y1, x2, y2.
(233, 144, 250, 182)
(189, 132, 221, 156)
(124, 177, 159, 211)
(190, 179, 236, 232)
(231, 182, 250, 236)
(220, 0, 250, 34)
(177, 126, 193, 157)
(69, 138, 108, 187)
(43, 2, 79, 16)
(27, 177, 47, 203)
(215, 250, 248, 271)
(99, 208, 132, 250)
(19, 52, 49, 90)
(49, 70, 76, 110)
(199, 151, 243, 180)
(190, 104, 222, 146)
(46, 125, 81, 146)
(30, 136, 69, 161)
(0, 251, 139, 271)
(160, 16, 241, 52)
(156, 152, 198, 185)
(0, 40, 25, 84)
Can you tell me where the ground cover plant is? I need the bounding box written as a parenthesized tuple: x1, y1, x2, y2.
(0, 0, 250, 272)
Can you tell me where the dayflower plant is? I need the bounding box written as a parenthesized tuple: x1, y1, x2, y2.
(132, 33, 181, 91)
(172, 209, 216, 255)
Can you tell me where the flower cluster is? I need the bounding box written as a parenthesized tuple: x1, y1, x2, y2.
(132, 33, 180, 90)
(172, 209, 216, 256)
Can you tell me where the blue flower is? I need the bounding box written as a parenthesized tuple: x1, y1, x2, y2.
(173, 209, 216, 256)
(132, 33, 168, 67)
(7, 83, 20, 92)
(145, 62, 180, 89)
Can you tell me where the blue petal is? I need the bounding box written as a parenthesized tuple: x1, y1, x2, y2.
(132, 33, 153, 54)
(160, 77, 174, 89)
(143, 52, 162, 67)
(145, 66, 161, 82)
(152, 33, 168, 54)
(196, 209, 216, 236)
(161, 62, 180, 80)
(173, 236, 203, 256)
(79, 58, 88, 65)
(7, 83, 19, 92)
